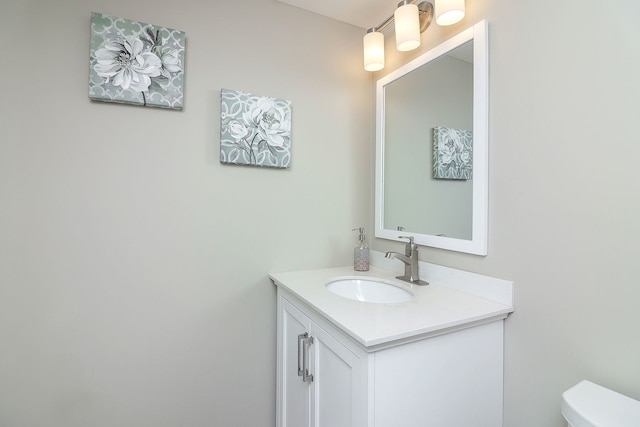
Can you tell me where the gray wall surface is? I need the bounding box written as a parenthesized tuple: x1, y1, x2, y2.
(0, 1, 371, 426)
(2, 0, 640, 427)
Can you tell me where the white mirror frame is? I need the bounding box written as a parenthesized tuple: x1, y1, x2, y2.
(375, 20, 488, 255)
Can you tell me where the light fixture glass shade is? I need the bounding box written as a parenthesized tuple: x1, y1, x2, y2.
(363, 31, 385, 72)
(435, 0, 465, 26)
(394, 3, 420, 52)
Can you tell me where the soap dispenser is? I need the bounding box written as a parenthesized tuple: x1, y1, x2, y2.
(352, 227, 369, 271)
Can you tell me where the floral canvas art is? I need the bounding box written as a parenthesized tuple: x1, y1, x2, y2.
(220, 88, 292, 168)
(433, 126, 473, 180)
(88, 12, 185, 109)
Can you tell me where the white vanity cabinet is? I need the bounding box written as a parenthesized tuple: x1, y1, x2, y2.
(277, 294, 368, 427)
(277, 289, 507, 427)
(272, 265, 514, 427)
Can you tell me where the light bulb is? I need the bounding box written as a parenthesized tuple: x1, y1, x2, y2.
(363, 31, 384, 72)
(394, 3, 420, 52)
(435, 0, 465, 26)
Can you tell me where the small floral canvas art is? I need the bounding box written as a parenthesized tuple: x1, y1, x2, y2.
(433, 126, 473, 180)
(88, 12, 185, 109)
(220, 88, 292, 168)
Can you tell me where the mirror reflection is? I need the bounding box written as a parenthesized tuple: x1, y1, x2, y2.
(375, 21, 488, 255)
(383, 41, 473, 240)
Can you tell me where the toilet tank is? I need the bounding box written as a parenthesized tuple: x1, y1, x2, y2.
(562, 380, 640, 427)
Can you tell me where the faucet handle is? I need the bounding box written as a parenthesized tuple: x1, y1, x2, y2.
(398, 235, 414, 244)
(398, 235, 417, 255)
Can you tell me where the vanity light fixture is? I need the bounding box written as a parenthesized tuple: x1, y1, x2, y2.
(364, 29, 385, 72)
(363, 0, 465, 72)
(435, 0, 466, 26)
(394, 1, 421, 52)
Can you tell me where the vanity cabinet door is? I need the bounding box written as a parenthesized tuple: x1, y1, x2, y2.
(277, 294, 368, 427)
(311, 322, 366, 427)
(277, 297, 312, 427)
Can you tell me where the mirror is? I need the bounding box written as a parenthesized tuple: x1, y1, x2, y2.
(375, 20, 488, 255)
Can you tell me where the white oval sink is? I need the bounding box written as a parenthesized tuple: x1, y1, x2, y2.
(326, 277, 414, 303)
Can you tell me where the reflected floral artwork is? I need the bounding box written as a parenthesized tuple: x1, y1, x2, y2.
(433, 126, 473, 180)
(220, 88, 292, 168)
(88, 12, 185, 109)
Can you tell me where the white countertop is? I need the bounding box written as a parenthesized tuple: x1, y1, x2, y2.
(269, 264, 514, 351)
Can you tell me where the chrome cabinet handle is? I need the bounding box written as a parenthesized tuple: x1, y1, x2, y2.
(302, 335, 314, 383)
(297, 333, 307, 377)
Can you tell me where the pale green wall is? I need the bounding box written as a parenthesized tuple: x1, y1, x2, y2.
(373, 0, 640, 426)
(0, 1, 371, 426)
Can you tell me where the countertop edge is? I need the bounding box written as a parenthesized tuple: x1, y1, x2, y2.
(269, 264, 514, 351)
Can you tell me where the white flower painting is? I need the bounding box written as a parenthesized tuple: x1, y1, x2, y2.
(433, 126, 473, 180)
(220, 89, 292, 168)
(89, 13, 185, 109)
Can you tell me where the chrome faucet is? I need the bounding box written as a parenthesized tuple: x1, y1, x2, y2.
(385, 236, 429, 286)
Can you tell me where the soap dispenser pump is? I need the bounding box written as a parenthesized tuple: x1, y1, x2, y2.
(352, 227, 369, 272)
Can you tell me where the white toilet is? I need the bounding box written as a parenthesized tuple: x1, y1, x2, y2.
(561, 380, 640, 426)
